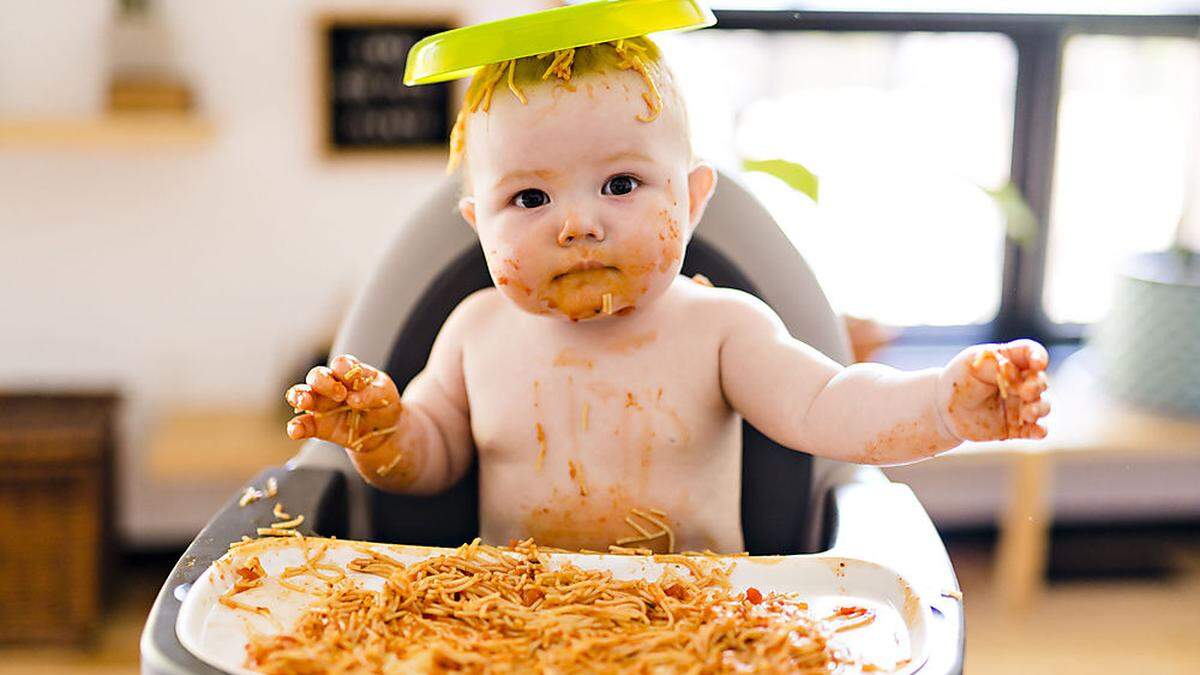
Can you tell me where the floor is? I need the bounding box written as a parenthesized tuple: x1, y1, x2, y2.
(2, 535, 1198, 674)
(954, 532, 1200, 674)
(0, 559, 162, 675)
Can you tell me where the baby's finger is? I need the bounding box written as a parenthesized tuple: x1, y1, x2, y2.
(1001, 339, 1049, 372)
(286, 384, 317, 411)
(1020, 398, 1051, 423)
(1019, 422, 1048, 440)
(1018, 371, 1049, 402)
(968, 346, 1019, 387)
(1004, 394, 1022, 433)
(331, 354, 375, 389)
(330, 354, 362, 379)
(306, 366, 347, 402)
(286, 384, 343, 413)
(967, 345, 1001, 382)
(346, 381, 390, 411)
(287, 414, 316, 440)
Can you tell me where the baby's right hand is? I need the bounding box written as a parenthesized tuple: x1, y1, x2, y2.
(285, 355, 402, 453)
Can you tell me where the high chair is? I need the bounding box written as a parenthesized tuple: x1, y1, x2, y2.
(141, 171, 965, 674)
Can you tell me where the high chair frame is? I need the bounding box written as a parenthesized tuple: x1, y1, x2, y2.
(142, 172, 964, 674)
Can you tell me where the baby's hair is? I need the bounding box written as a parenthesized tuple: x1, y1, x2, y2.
(447, 36, 681, 174)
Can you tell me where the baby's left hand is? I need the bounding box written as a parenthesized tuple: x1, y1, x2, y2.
(940, 339, 1051, 441)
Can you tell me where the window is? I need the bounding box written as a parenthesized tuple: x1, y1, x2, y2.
(656, 6, 1200, 346)
(661, 30, 1017, 326)
(1042, 35, 1200, 325)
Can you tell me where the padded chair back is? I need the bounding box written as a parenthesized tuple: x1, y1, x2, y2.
(301, 172, 852, 555)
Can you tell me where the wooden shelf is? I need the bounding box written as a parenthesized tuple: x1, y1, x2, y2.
(0, 113, 214, 150)
(148, 408, 295, 482)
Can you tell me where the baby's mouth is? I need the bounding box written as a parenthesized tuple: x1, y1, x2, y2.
(552, 261, 619, 282)
(543, 264, 626, 320)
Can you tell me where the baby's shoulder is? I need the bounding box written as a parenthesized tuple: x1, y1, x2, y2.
(668, 276, 779, 325)
(439, 288, 507, 338)
(455, 286, 507, 315)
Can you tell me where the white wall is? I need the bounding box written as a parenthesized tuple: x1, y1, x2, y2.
(0, 0, 547, 545)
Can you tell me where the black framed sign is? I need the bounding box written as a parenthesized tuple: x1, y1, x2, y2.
(318, 16, 453, 155)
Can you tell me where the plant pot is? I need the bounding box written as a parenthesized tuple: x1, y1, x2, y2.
(1090, 249, 1200, 417)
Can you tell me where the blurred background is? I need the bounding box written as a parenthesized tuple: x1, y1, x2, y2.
(2, 1, 1199, 673)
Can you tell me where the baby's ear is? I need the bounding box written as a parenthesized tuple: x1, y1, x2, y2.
(686, 162, 717, 231)
(458, 196, 478, 232)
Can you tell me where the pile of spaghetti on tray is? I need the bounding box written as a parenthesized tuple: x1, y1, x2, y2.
(232, 538, 879, 674)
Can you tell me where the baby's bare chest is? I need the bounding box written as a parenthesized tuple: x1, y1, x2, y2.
(462, 323, 729, 465)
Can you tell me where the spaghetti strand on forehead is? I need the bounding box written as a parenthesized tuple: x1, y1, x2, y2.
(611, 38, 662, 123)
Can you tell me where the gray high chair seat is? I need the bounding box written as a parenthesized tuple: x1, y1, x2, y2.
(142, 171, 964, 674)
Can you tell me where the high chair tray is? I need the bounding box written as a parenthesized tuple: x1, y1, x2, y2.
(176, 537, 933, 673)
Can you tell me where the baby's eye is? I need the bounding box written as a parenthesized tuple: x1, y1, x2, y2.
(602, 174, 640, 197)
(512, 189, 550, 209)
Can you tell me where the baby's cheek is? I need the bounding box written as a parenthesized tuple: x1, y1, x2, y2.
(493, 264, 534, 299)
(483, 243, 542, 309)
(654, 209, 684, 273)
(621, 208, 680, 270)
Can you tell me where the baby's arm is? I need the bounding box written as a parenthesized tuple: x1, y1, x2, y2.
(284, 301, 475, 494)
(718, 292, 1049, 465)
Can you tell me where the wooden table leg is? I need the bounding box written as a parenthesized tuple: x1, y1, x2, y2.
(994, 450, 1053, 611)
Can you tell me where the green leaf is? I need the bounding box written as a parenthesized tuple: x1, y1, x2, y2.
(741, 158, 819, 203)
(982, 181, 1038, 248)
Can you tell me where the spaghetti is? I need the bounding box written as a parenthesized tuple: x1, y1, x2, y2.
(375, 451, 406, 478)
(611, 38, 662, 123)
(241, 538, 878, 674)
(238, 476, 279, 507)
(567, 459, 589, 496)
(535, 423, 548, 470)
(219, 556, 270, 617)
(539, 49, 576, 82)
(971, 349, 1023, 438)
(972, 350, 1018, 399)
(615, 508, 676, 553)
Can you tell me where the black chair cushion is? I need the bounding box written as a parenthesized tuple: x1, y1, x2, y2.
(373, 239, 812, 555)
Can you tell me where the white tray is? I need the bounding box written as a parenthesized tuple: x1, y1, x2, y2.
(177, 538, 933, 674)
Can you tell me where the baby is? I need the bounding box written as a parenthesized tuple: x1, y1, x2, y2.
(285, 38, 1050, 554)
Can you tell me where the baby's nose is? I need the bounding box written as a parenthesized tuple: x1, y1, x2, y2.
(557, 213, 605, 246)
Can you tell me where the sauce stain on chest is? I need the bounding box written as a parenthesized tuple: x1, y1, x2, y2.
(522, 486, 675, 553)
(605, 330, 658, 354)
(553, 348, 594, 369)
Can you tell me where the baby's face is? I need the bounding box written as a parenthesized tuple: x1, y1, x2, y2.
(459, 69, 715, 321)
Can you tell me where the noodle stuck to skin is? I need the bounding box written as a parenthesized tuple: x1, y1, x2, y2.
(239, 538, 881, 674)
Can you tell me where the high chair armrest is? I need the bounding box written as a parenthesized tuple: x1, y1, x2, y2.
(140, 466, 346, 675)
(825, 476, 965, 675)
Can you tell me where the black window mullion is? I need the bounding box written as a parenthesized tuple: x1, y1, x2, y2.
(996, 26, 1065, 342)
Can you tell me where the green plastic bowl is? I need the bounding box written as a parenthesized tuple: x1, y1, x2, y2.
(403, 0, 716, 86)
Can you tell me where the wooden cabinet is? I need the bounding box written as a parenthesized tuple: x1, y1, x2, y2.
(0, 393, 117, 644)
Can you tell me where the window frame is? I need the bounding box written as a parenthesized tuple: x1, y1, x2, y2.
(709, 8, 1200, 346)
